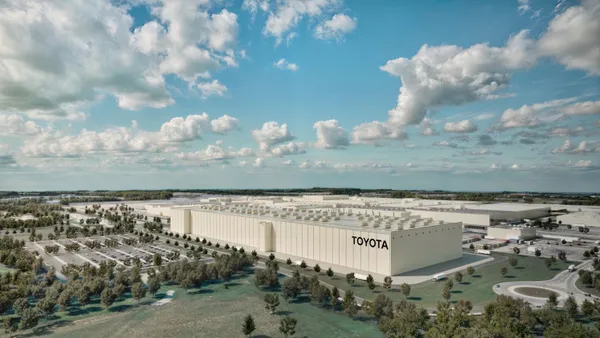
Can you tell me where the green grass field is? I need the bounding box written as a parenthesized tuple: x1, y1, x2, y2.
(17, 275, 382, 338)
(295, 253, 572, 308)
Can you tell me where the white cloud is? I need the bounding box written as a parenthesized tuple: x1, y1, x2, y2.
(547, 126, 586, 137)
(252, 121, 295, 151)
(197, 80, 228, 99)
(274, 58, 299, 71)
(159, 114, 210, 142)
(420, 118, 439, 136)
(253, 157, 266, 168)
(238, 160, 248, 167)
(498, 97, 578, 129)
(561, 100, 600, 116)
(433, 141, 458, 148)
(215, 140, 224, 146)
(491, 163, 500, 169)
(538, 0, 600, 75)
(573, 160, 592, 167)
(243, 0, 270, 18)
(313, 120, 349, 149)
(281, 159, 295, 165)
(0, 114, 44, 136)
(176, 145, 230, 161)
(270, 142, 306, 156)
(314, 13, 357, 40)
(258, 0, 342, 44)
(511, 164, 521, 170)
(0, 0, 175, 120)
(299, 160, 327, 169)
(351, 121, 406, 145)
(210, 115, 240, 134)
(380, 30, 537, 127)
(443, 120, 478, 133)
(20, 113, 240, 157)
(517, 0, 531, 14)
(474, 113, 495, 121)
(552, 140, 600, 154)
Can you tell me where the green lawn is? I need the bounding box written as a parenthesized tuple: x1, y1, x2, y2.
(293, 253, 572, 309)
(576, 279, 600, 298)
(16, 274, 382, 338)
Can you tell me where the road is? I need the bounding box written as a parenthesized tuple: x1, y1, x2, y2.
(493, 259, 597, 307)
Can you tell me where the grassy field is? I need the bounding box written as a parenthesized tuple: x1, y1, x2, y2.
(17, 275, 382, 338)
(294, 253, 572, 308)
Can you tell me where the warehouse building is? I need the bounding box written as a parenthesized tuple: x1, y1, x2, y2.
(557, 211, 600, 228)
(170, 204, 463, 278)
(487, 225, 537, 240)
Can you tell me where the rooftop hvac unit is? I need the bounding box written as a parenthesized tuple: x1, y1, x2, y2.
(409, 224, 416, 228)
(303, 216, 311, 220)
(321, 218, 328, 222)
(385, 224, 391, 229)
(296, 216, 302, 219)
(362, 222, 368, 227)
(334, 217, 340, 220)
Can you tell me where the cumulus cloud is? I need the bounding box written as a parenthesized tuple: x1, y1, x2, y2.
(420, 118, 439, 136)
(274, 58, 299, 71)
(197, 80, 228, 99)
(351, 121, 406, 145)
(538, 0, 600, 75)
(380, 30, 537, 127)
(443, 120, 478, 133)
(210, 115, 240, 134)
(253, 157, 266, 168)
(517, 0, 531, 14)
(547, 126, 586, 137)
(561, 100, 600, 116)
(552, 140, 600, 154)
(0, 0, 176, 120)
(176, 144, 254, 162)
(573, 159, 593, 167)
(313, 120, 349, 149)
(21, 113, 240, 157)
(497, 97, 578, 129)
(251, 0, 345, 44)
(433, 141, 458, 148)
(252, 121, 295, 151)
(474, 113, 496, 121)
(238, 160, 248, 167)
(314, 14, 357, 40)
(0, 114, 44, 136)
(299, 160, 327, 169)
(270, 142, 306, 156)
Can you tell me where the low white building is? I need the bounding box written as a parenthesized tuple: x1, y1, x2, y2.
(487, 226, 537, 240)
(557, 212, 600, 228)
(170, 204, 463, 279)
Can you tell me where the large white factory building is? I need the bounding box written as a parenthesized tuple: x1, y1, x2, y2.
(169, 203, 463, 278)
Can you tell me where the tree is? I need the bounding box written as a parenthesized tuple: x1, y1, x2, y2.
(36, 296, 57, 319)
(469, 243, 475, 250)
(13, 298, 29, 315)
(368, 281, 376, 290)
(342, 290, 358, 317)
(286, 258, 292, 266)
(313, 264, 321, 274)
(508, 258, 518, 267)
(378, 300, 429, 338)
(383, 276, 392, 289)
(326, 268, 334, 279)
(467, 266, 475, 276)
(366, 274, 374, 284)
(132, 282, 146, 303)
(269, 253, 275, 261)
(18, 308, 40, 331)
(369, 294, 393, 319)
(147, 277, 161, 297)
(331, 287, 340, 310)
(513, 247, 520, 255)
(153, 253, 162, 266)
(442, 286, 451, 300)
(242, 314, 256, 337)
(400, 283, 411, 298)
(77, 286, 91, 306)
(346, 273, 355, 285)
(454, 271, 463, 283)
(300, 261, 307, 269)
(584, 251, 591, 258)
(264, 293, 280, 314)
(547, 292, 558, 309)
(535, 249, 542, 257)
(445, 278, 454, 290)
(501, 266, 508, 276)
(581, 299, 595, 317)
(281, 278, 302, 303)
(564, 295, 578, 319)
(101, 287, 117, 309)
(279, 316, 297, 338)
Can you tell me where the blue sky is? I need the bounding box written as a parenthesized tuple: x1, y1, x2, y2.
(0, 0, 599, 192)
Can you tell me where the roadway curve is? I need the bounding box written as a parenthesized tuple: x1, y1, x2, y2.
(493, 259, 596, 307)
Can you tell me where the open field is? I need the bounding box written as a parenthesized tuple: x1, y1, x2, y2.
(292, 253, 573, 308)
(19, 275, 382, 338)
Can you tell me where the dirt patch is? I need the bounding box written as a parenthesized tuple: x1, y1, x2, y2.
(514, 287, 557, 298)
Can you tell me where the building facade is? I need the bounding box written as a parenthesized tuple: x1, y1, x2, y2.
(172, 205, 463, 277)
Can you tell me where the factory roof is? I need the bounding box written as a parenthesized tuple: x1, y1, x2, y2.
(461, 203, 550, 212)
(182, 205, 459, 234)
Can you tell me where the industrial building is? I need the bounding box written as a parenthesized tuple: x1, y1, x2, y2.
(169, 203, 463, 278)
(557, 211, 600, 228)
(487, 225, 537, 240)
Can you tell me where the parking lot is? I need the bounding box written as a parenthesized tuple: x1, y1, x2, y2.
(26, 234, 213, 278)
(493, 237, 598, 261)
